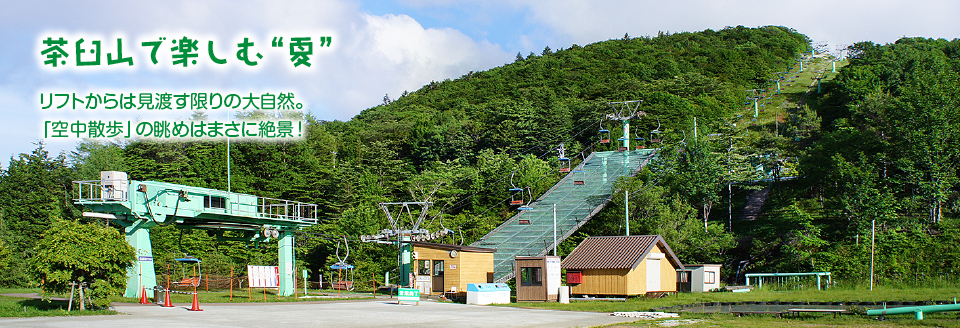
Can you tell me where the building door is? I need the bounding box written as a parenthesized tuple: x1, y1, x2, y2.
(415, 260, 431, 294)
(646, 259, 661, 291)
(432, 260, 445, 292)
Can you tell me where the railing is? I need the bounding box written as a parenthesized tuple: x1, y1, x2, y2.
(256, 196, 318, 224)
(74, 180, 128, 202)
(74, 179, 318, 225)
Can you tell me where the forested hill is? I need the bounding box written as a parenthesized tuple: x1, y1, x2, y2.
(1, 26, 818, 287)
(342, 26, 808, 167)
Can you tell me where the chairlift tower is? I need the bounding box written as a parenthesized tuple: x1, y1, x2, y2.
(606, 100, 646, 151)
(774, 72, 788, 94)
(557, 143, 571, 173)
(74, 171, 318, 297)
(832, 44, 848, 73)
(364, 202, 451, 287)
(745, 89, 762, 117)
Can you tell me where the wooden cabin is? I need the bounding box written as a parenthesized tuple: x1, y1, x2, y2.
(410, 242, 494, 298)
(561, 235, 683, 296)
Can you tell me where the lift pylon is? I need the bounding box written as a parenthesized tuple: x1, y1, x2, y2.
(372, 201, 449, 287)
(557, 143, 571, 173)
(606, 100, 645, 151)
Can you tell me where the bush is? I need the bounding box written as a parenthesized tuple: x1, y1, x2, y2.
(31, 221, 135, 308)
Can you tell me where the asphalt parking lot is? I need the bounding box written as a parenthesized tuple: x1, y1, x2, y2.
(0, 299, 639, 327)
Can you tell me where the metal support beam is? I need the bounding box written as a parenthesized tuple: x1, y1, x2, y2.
(124, 222, 156, 298)
(278, 230, 295, 296)
(400, 236, 412, 287)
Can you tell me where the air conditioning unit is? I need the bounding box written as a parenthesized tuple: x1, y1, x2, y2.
(100, 171, 128, 201)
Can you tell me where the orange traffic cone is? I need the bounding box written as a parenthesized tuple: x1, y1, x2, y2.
(162, 288, 174, 308)
(188, 292, 203, 311)
(139, 286, 150, 304)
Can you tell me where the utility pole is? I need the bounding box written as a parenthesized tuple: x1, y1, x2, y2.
(624, 190, 629, 236)
(553, 204, 557, 256)
(226, 108, 231, 192)
(693, 117, 698, 142)
(870, 219, 876, 291)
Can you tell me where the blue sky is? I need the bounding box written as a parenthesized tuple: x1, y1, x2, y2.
(2, 0, 960, 168)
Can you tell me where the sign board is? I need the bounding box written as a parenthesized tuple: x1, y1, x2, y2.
(138, 256, 153, 261)
(546, 257, 561, 295)
(247, 265, 280, 288)
(398, 288, 420, 305)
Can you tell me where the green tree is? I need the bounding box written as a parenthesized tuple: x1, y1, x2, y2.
(660, 137, 724, 230)
(0, 240, 12, 287)
(70, 141, 126, 180)
(31, 220, 135, 308)
(0, 143, 76, 287)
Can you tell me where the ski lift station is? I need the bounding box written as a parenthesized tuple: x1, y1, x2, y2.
(411, 242, 495, 299)
(74, 171, 318, 298)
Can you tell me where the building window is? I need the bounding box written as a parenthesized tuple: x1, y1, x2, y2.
(520, 267, 542, 286)
(204, 195, 226, 209)
(417, 260, 430, 275)
(677, 271, 690, 283)
(433, 260, 444, 277)
(705, 271, 716, 284)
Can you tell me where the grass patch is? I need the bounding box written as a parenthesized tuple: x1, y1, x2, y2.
(616, 312, 960, 327)
(499, 287, 960, 327)
(0, 288, 117, 318)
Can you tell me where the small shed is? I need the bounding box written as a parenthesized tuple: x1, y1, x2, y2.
(410, 242, 494, 298)
(562, 235, 683, 296)
(677, 264, 721, 292)
(514, 256, 562, 302)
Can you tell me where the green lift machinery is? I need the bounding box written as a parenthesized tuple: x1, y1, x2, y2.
(73, 171, 318, 298)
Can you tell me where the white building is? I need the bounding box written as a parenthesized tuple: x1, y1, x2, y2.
(677, 264, 721, 292)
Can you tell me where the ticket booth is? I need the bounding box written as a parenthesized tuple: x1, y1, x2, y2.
(514, 256, 561, 302)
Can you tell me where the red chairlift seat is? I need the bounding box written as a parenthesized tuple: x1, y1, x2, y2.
(559, 157, 571, 173)
(573, 170, 585, 185)
(508, 187, 524, 206)
(599, 128, 611, 144)
(173, 276, 201, 287)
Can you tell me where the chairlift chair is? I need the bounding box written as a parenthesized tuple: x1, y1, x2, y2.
(172, 256, 202, 288)
(634, 136, 646, 150)
(508, 172, 525, 206)
(598, 121, 610, 144)
(573, 153, 587, 185)
(331, 237, 355, 291)
(650, 130, 662, 143)
(517, 187, 534, 211)
(508, 188, 524, 206)
(558, 157, 571, 173)
(572, 170, 586, 185)
(650, 119, 662, 143)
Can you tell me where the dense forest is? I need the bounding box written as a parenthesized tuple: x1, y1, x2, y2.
(1, 26, 957, 290)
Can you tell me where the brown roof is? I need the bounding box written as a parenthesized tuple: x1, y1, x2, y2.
(561, 235, 683, 270)
(410, 241, 496, 253)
